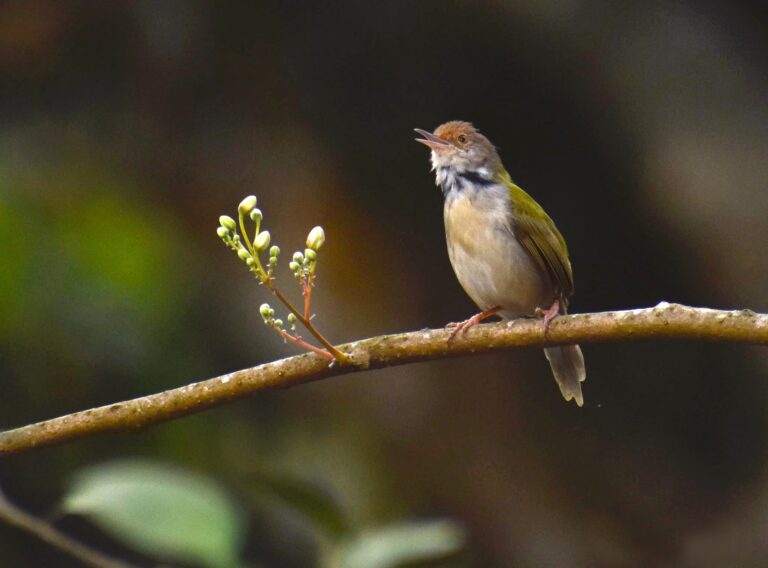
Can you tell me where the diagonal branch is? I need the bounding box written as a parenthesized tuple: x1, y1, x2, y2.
(0, 488, 138, 568)
(1, 303, 766, 457)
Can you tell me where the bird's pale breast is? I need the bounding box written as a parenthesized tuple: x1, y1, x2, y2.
(444, 188, 551, 318)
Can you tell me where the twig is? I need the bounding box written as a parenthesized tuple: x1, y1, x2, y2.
(222, 205, 347, 362)
(302, 277, 312, 320)
(269, 286, 347, 362)
(0, 488, 138, 568)
(275, 327, 334, 360)
(1, 303, 766, 457)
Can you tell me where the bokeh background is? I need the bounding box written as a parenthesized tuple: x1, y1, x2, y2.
(1, 1, 767, 566)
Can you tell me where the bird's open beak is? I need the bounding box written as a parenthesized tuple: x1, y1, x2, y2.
(414, 128, 452, 150)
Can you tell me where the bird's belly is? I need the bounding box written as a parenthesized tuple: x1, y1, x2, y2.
(448, 235, 549, 317)
(445, 195, 551, 318)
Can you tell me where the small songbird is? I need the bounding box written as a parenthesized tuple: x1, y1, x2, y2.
(415, 121, 586, 406)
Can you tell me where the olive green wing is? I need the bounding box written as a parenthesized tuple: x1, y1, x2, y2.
(499, 171, 574, 304)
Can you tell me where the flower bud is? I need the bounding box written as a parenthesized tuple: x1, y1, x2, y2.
(259, 303, 272, 318)
(306, 226, 325, 250)
(269, 245, 280, 258)
(274, 319, 284, 328)
(247, 257, 256, 266)
(250, 208, 263, 223)
(304, 248, 317, 261)
(217, 226, 230, 239)
(292, 251, 304, 263)
(238, 195, 257, 215)
(219, 215, 237, 231)
(287, 313, 297, 324)
(254, 230, 271, 252)
(289, 261, 300, 272)
(237, 247, 251, 261)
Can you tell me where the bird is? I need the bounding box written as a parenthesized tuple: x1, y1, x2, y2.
(415, 120, 586, 406)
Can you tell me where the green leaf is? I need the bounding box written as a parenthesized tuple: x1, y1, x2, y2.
(334, 520, 465, 568)
(62, 460, 244, 568)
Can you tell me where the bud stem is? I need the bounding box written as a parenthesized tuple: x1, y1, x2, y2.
(238, 210, 270, 281)
(238, 210, 255, 256)
(302, 274, 314, 320)
(269, 286, 349, 363)
(252, 216, 261, 249)
(273, 327, 335, 360)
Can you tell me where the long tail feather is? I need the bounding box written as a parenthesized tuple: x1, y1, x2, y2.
(544, 345, 586, 406)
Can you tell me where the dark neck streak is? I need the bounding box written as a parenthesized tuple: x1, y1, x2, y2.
(436, 166, 495, 201)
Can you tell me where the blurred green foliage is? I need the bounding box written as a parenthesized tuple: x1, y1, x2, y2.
(63, 461, 245, 568)
(332, 521, 465, 568)
(60, 460, 466, 568)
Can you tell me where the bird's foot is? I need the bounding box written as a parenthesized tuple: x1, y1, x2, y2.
(535, 299, 560, 335)
(446, 307, 500, 340)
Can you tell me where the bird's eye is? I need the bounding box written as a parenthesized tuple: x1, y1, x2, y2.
(457, 134, 467, 144)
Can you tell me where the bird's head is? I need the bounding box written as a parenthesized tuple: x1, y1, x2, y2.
(415, 121, 501, 174)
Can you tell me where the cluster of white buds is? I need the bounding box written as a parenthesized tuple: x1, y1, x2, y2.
(289, 226, 325, 281)
(219, 215, 237, 233)
(217, 216, 236, 243)
(259, 303, 283, 328)
(218, 197, 340, 356)
(217, 195, 276, 280)
(288, 251, 304, 279)
(268, 245, 280, 272)
(217, 215, 248, 256)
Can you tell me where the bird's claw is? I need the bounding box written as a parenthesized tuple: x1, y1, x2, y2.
(446, 318, 476, 340)
(536, 299, 561, 335)
(445, 307, 501, 341)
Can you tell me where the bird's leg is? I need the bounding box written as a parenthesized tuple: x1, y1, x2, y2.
(535, 299, 560, 334)
(446, 306, 501, 339)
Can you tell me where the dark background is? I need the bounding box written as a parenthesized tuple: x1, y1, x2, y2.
(1, 1, 767, 566)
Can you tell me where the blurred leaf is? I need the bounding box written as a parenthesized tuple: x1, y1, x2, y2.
(333, 520, 466, 568)
(62, 460, 244, 568)
(246, 469, 351, 539)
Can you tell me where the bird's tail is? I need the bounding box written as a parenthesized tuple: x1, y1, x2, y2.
(544, 345, 586, 406)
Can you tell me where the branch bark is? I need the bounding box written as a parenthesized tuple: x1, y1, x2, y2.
(1, 303, 766, 457)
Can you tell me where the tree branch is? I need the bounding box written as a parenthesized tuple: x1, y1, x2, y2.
(1, 303, 766, 457)
(0, 488, 138, 568)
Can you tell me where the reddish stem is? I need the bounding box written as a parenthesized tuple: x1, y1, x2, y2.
(269, 286, 348, 363)
(274, 327, 334, 360)
(302, 275, 313, 320)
